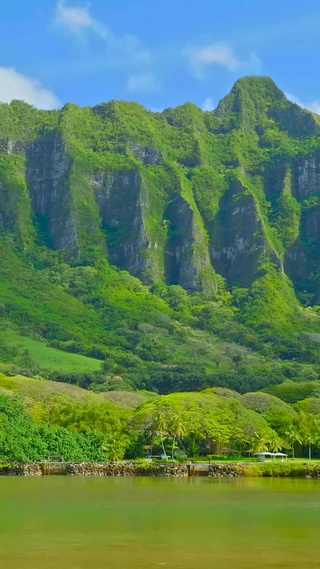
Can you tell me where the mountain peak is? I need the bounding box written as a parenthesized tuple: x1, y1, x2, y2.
(215, 75, 318, 135)
(215, 75, 285, 121)
(231, 75, 284, 95)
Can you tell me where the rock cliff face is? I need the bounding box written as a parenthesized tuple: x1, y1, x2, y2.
(210, 181, 283, 286)
(165, 192, 217, 293)
(0, 76, 320, 301)
(293, 154, 320, 199)
(26, 137, 75, 250)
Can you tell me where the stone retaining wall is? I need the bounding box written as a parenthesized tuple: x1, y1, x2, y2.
(0, 463, 43, 476)
(2, 461, 320, 477)
(0, 462, 188, 477)
(208, 463, 245, 477)
(66, 462, 188, 477)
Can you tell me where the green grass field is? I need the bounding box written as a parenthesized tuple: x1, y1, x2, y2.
(2, 329, 103, 373)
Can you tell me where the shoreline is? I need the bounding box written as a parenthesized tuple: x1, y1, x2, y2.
(1, 461, 320, 478)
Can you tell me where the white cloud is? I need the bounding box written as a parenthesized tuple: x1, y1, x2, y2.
(187, 43, 241, 79)
(285, 91, 320, 115)
(0, 67, 59, 109)
(201, 97, 215, 112)
(53, 2, 151, 62)
(53, 1, 154, 91)
(54, 0, 108, 39)
(186, 42, 261, 79)
(192, 44, 241, 72)
(127, 73, 160, 94)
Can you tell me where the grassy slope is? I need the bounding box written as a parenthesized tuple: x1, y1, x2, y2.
(2, 330, 102, 373)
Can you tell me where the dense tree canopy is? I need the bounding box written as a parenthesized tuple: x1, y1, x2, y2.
(1, 372, 320, 461)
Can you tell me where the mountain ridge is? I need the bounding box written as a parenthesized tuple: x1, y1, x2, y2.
(1, 75, 320, 394)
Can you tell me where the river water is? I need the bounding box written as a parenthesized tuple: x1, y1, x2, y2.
(0, 477, 319, 568)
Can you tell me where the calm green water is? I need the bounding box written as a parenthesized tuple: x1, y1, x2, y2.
(0, 477, 320, 568)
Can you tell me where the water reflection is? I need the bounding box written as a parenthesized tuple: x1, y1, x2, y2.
(0, 477, 319, 568)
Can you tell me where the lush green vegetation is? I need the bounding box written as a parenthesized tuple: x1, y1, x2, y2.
(1, 243, 320, 394)
(1, 329, 103, 373)
(1, 75, 320, 417)
(1, 371, 320, 463)
(0, 373, 130, 461)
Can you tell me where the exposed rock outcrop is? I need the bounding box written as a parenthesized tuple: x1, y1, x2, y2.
(292, 153, 320, 199)
(128, 142, 162, 165)
(165, 193, 217, 293)
(26, 136, 76, 251)
(0, 76, 320, 300)
(211, 182, 282, 286)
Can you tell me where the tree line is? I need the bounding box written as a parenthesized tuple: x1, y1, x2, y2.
(1, 384, 320, 463)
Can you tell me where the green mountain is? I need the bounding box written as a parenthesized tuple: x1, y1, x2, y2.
(1, 75, 320, 394)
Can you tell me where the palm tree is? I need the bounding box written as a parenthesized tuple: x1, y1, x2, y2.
(303, 431, 316, 460)
(296, 412, 316, 460)
(268, 431, 283, 453)
(251, 431, 270, 454)
(102, 433, 129, 462)
(169, 414, 186, 460)
(285, 425, 302, 459)
(153, 410, 168, 458)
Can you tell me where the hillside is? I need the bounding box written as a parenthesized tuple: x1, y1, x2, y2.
(1, 75, 320, 394)
(0, 370, 319, 462)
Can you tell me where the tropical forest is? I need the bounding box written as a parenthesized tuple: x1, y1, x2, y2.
(1, 76, 320, 463)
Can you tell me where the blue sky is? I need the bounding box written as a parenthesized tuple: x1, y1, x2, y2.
(1, 0, 320, 112)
